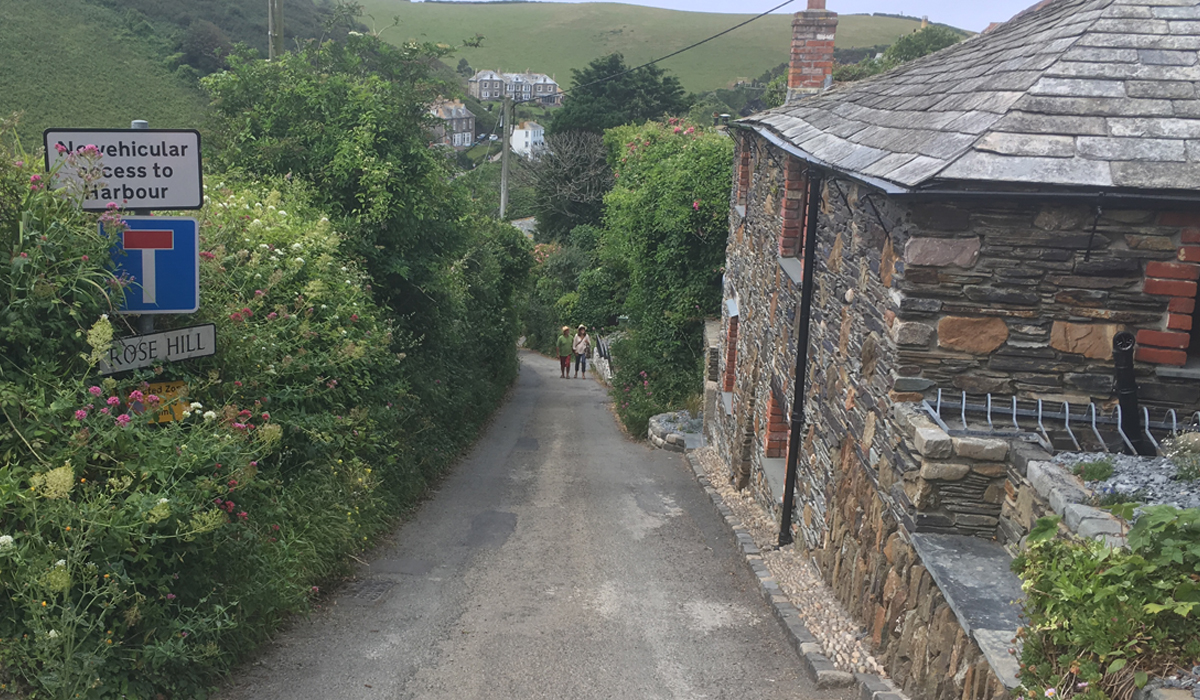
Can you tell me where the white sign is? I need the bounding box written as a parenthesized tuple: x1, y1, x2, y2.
(43, 129, 202, 211)
(98, 324, 216, 375)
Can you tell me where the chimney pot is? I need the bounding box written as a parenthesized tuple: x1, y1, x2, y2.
(808, 0, 826, 8)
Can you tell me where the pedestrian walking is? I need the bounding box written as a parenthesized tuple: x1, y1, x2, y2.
(555, 326, 573, 378)
(573, 325, 591, 379)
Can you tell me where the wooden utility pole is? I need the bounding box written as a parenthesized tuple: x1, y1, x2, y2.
(499, 95, 511, 220)
(268, 0, 284, 60)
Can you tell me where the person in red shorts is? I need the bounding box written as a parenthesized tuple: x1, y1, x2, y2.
(555, 326, 573, 378)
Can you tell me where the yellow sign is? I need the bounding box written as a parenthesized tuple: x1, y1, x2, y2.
(146, 381, 188, 424)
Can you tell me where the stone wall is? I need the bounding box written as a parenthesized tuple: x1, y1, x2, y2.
(891, 203, 1200, 412)
(820, 450, 1009, 700)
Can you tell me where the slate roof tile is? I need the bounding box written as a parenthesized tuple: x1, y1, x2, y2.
(739, 0, 1200, 192)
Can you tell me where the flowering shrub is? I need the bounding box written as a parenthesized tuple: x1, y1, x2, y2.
(0, 115, 528, 697)
(601, 120, 731, 434)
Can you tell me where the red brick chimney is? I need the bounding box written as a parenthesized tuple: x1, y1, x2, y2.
(787, 0, 838, 103)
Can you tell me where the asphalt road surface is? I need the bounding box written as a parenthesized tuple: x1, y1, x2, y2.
(217, 352, 853, 700)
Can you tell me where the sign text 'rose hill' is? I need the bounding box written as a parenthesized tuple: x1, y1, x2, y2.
(98, 324, 216, 376)
(43, 129, 202, 211)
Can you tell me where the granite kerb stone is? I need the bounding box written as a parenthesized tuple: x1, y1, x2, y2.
(683, 453, 898, 697)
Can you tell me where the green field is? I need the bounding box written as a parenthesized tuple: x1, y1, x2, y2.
(362, 2, 930, 92)
(0, 0, 207, 150)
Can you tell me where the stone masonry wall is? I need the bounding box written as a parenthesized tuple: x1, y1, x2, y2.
(819, 447, 1008, 700)
(892, 203, 1200, 411)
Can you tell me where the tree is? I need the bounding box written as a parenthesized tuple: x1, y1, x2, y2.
(521, 131, 614, 240)
(456, 57, 473, 77)
(548, 54, 691, 135)
(833, 25, 964, 82)
(181, 19, 232, 74)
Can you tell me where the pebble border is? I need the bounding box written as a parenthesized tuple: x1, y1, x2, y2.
(685, 452, 909, 699)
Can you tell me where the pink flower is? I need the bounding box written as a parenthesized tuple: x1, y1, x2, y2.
(128, 390, 144, 403)
(30, 174, 41, 183)
(146, 395, 160, 404)
(88, 386, 102, 397)
(254, 289, 264, 296)
(232, 422, 247, 430)
(18, 252, 28, 259)
(266, 312, 277, 320)
(74, 409, 88, 421)
(242, 307, 253, 317)
(106, 396, 120, 406)
(115, 414, 131, 427)
(81, 255, 89, 262)
(166, 593, 176, 600)
(100, 407, 110, 415)
(237, 511, 248, 521)
(674, 127, 681, 133)
(311, 586, 319, 594)
(54, 143, 67, 154)
(261, 412, 270, 420)
(230, 312, 243, 322)
(200, 251, 216, 260)
(693, 200, 700, 211)
(234, 381, 243, 387)
(106, 201, 118, 210)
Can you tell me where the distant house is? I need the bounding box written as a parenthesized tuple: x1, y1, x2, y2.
(469, 70, 562, 107)
(511, 121, 545, 158)
(429, 99, 476, 150)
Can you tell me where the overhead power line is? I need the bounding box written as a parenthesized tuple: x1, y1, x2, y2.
(512, 0, 799, 106)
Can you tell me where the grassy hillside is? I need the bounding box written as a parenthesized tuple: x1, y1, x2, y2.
(360, 1, 931, 92)
(0, 0, 208, 150)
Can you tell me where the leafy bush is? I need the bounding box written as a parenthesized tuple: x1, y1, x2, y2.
(1012, 509, 1200, 700)
(0, 85, 528, 696)
(601, 120, 731, 433)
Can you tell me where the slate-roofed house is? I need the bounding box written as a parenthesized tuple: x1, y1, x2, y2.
(710, 2, 1200, 700)
(430, 99, 476, 149)
(468, 70, 562, 107)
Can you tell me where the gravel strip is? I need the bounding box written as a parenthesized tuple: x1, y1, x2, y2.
(695, 446, 887, 677)
(1056, 451, 1200, 510)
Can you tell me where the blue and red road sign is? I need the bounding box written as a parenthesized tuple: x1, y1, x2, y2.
(101, 216, 199, 314)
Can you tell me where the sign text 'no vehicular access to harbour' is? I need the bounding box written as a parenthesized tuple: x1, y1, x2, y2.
(44, 128, 202, 211)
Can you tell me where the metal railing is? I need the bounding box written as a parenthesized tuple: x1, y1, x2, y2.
(921, 389, 1200, 456)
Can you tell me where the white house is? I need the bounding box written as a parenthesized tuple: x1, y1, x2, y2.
(511, 121, 545, 158)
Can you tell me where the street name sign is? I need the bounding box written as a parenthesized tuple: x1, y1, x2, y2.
(98, 324, 216, 375)
(102, 216, 199, 314)
(43, 128, 202, 211)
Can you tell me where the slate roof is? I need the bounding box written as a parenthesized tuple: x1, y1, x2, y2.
(742, 0, 1200, 194)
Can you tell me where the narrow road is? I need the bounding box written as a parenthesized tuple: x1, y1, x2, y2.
(217, 352, 851, 700)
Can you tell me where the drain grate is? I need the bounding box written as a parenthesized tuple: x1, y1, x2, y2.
(345, 579, 395, 604)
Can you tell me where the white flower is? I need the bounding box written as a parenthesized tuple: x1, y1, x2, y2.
(341, 267, 348, 272)
(259, 244, 270, 249)
(291, 242, 302, 250)
(47, 630, 58, 639)
(278, 210, 287, 217)
(55, 559, 66, 568)
(250, 219, 263, 228)
(100, 314, 108, 321)
(190, 402, 203, 410)
(0, 535, 14, 549)
(321, 304, 327, 309)
(158, 498, 169, 505)
(203, 410, 217, 421)
(294, 257, 305, 264)
(181, 411, 192, 419)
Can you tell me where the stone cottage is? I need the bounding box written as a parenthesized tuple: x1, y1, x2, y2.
(710, 1, 1200, 700)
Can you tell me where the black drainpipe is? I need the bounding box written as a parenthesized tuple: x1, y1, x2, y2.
(778, 169, 823, 547)
(1113, 331, 1154, 456)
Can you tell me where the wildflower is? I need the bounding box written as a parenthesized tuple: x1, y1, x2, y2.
(81, 255, 89, 261)
(311, 586, 319, 593)
(115, 414, 131, 427)
(200, 250, 216, 260)
(203, 410, 217, 421)
(146, 394, 160, 404)
(0, 535, 13, 550)
(267, 312, 278, 320)
(237, 511, 248, 521)
(47, 630, 58, 639)
(166, 593, 176, 600)
(106, 396, 120, 406)
(261, 412, 270, 420)
(54, 143, 67, 154)
(255, 289, 265, 296)
(1045, 690, 1056, 698)
(129, 390, 144, 402)
(74, 409, 88, 421)
(693, 200, 700, 211)
(230, 312, 243, 322)
(100, 407, 110, 415)
(190, 402, 203, 411)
